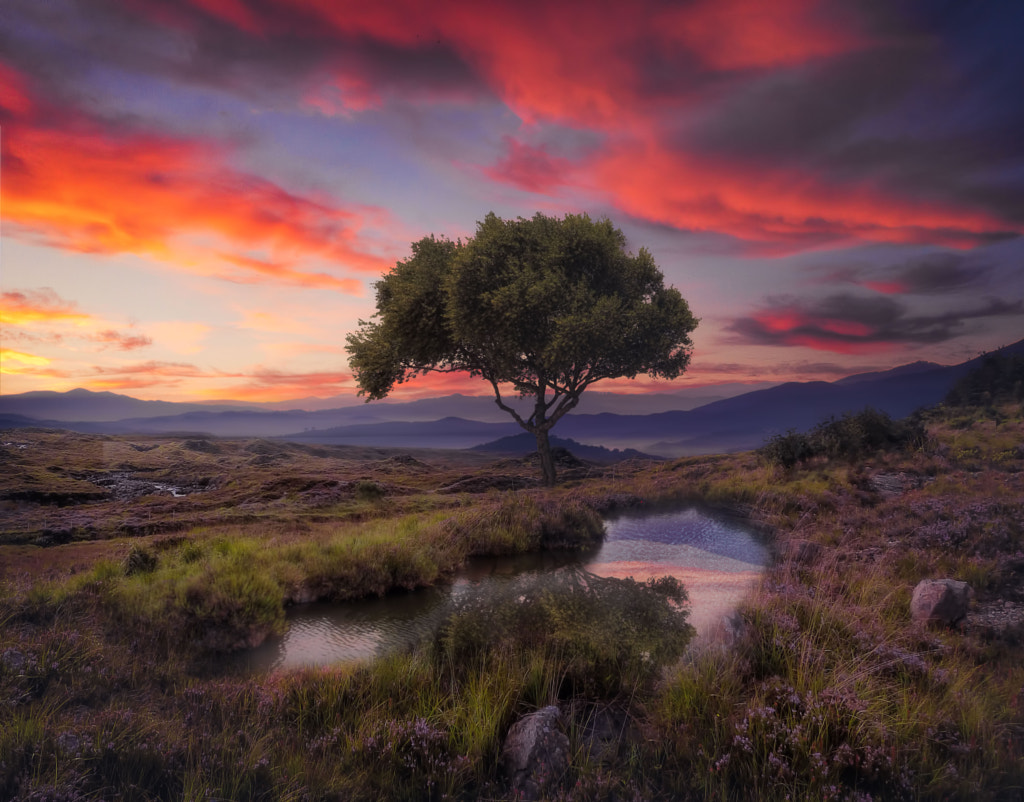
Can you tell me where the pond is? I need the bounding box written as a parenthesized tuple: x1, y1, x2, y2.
(237, 506, 768, 673)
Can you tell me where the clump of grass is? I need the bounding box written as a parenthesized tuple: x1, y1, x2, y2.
(124, 544, 158, 575)
(434, 568, 693, 699)
(355, 479, 387, 501)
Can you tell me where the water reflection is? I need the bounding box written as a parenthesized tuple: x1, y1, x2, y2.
(238, 506, 766, 673)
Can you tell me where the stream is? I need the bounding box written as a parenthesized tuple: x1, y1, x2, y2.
(237, 506, 768, 673)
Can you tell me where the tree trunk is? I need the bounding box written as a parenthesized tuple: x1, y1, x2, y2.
(535, 427, 557, 486)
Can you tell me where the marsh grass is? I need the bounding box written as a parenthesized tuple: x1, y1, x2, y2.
(2, 409, 1023, 799)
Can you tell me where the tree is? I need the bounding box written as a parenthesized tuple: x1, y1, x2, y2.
(346, 212, 698, 485)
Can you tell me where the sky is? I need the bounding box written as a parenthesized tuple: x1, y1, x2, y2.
(1, 0, 1023, 404)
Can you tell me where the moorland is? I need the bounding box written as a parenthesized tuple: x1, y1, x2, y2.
(1, 392, 1023, 799)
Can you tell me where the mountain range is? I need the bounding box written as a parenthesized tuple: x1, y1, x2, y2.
(2, 340, 1021, 457)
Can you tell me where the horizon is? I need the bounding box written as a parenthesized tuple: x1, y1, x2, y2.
(2, 1, 1023, 403)
(5, 343, 991, 412)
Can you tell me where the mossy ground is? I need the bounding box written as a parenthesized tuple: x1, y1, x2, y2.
(1, 407, 1022, 799)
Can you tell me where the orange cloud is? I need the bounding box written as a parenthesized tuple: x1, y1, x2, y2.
(3, 68, 392, 290)
(89, 330, 154, 351)
(1, 289, 91, 326)
(1, 348, 51, 369)
(1, 288, 152, 353)
(216, 253, 365, 294)
(208, 369, 355, 402)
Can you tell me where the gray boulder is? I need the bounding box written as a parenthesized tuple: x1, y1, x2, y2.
(501, 705, 569, 800)
(911, 579, 972, 626)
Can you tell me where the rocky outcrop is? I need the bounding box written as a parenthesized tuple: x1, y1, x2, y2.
(501, 705, 569, 800)
(911, 579, 972, 626)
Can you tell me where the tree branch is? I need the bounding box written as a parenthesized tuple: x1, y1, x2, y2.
(489, 378, 532, 431)
(546, 392, 581, 428)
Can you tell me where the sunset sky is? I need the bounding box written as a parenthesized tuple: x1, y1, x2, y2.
(2, 0, 1022, 404)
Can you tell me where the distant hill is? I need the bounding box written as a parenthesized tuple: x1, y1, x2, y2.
(625, 338, 1024, 456)
(0, 388, 250, 422)
(471, 433, 656, 463)
(3, 340, 1022, 455)
(281, 417, 520, 450)
(834, 361, 945, 385)
(0, 384, 770, 425)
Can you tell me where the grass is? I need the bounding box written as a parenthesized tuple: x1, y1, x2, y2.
(2, 409, 1023, 799)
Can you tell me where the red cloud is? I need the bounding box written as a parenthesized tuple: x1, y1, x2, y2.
(483, 138, 576, 194)
(744, 309, 885, 353)
(590, 143, 1021, 252)
(10, 0, 1022, 266)
(660, 0, 867, 71)
(861, 280, 909, 295)
(728, 293, 1024, 354)
(2, 67, 392, 290)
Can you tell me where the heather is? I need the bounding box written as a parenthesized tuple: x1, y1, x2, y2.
(2, 403, 1023, 799)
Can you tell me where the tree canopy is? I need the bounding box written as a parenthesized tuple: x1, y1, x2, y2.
(346, 212, 698, 484)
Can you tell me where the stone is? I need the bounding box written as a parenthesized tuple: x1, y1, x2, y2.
(911, 579, 972, 626)
(501, 705, 569, 800)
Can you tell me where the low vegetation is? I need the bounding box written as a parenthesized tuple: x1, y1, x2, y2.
(2, 397, 1023, 799)
(758, 407, 927, 469)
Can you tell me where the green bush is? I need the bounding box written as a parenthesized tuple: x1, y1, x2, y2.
(355, 480, 387, 501)
(177, 564, 285, 651)
(758, 430, 814, 469)
(759, 409, 927, 468)
(810, 408, 925, 461)
(433, 568, 693, 698)
(124, 545, 158, 575)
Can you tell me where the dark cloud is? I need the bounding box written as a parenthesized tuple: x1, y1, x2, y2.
(829, 252, 992, 295)
(727, 292, 1024, 352)
(0, 0, 489, 122)
(679, 2, 1024, 231)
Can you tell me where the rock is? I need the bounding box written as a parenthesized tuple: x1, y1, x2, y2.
(911, 579, 972, 626)
(966, 600, 1024, 644)
(501, 705, 569, 800)
(1, 648, 33, 672)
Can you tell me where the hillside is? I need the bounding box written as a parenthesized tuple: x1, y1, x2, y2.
(3, 340, 1022, 455)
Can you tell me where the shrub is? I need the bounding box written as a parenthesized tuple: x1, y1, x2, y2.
(355, 480, 387, 501)
(124, 545, 158, 575)
(433, 568, 693, 698)
(177, 564, 284, 651)
(759, 409, 927, 468)
(758, 431, 814, 469)
(810, 408, 925, 462)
